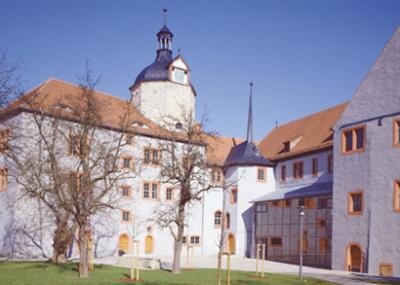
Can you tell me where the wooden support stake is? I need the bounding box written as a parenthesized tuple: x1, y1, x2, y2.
(261, 243, 266, 278)
(226, 252, 231, 285)
(256, 243, 260, 277)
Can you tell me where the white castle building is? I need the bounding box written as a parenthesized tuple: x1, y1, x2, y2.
(0, 21, 275, 260)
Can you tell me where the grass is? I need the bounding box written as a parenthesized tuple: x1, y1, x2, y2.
(0, 261, 336, 285)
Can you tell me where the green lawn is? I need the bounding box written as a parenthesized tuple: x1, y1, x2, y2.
(0, 262, 336, 285)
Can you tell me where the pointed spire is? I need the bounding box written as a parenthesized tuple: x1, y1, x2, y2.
(246, 82, 254, 143)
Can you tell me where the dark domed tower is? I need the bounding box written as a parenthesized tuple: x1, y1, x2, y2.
(129, 13, 196, 129)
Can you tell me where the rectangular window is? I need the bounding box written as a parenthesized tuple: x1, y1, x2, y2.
(317, 198, 332, 209)
(182, 236, 187, 244)
(69, 130, 80, 155)
(143, 182, 159, 200)
(144, 148, 161, 165)
(144, 149, 151, 164)
(342, 126, 366, 153)
(0, 168, 8, 191)
(121, 186, 131, 197)
(230, 188, 238, 204)
(123, 157, 132, 169)
(151, 184, 158, 199)
(166, 188, 173, 200)
(327, 154, 334, 174)
(270, 237, 282, 246)
(211, 168, 223, 186)
(348, 192, 363, 214)
(394, 181, 400, 212)
(125, 134, 134, 145)
(312, 158, 318, 176)
(122, 210, 131, 222)
(281, 165, 286, 181)
(257, 167, 266, 182)
(143, 183, 150, 198)
(0, 129, 9, 153)
(293, 161, 303, 179)
(393, 119, 400, 146)
(190, 236, 200, 245)
(256, 203, 268, 213)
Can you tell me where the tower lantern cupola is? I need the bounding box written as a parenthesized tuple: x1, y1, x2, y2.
(157, 9, 173, 51)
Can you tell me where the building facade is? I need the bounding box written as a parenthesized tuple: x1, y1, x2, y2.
(0, 18, 399, 277)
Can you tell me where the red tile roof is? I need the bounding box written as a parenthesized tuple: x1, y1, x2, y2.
(258, 102, 348, 161)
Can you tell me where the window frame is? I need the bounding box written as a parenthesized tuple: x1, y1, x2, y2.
(121, 185, 132, 198)
(0, 128, 10, 153)
(256, 167, 267, 182)
(393, 119, 400, 147)
(0, 168, 8, 192)
(165, 187, 174, 201)
(312, 158, 318, 176)
(143, 181, 160, 200)
(327, 154, 334, 174)
(393, 180, 400, 212)
(269, 237, 282, 247)
(280, 165, 286, 181)
(143, 147, 162, 165)
(214, 210, 222, 228)
(293, 161, 304, 179)
(341, 125, 366, 154)
(230, 188, 238, 204)
(348, 191, 364, 215)
(121, 210, 132, 223)
(190, 235, 200, 245)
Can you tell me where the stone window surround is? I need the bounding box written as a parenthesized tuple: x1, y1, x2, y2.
(341, 125, 366, 154)
(347, 191, 364, 215)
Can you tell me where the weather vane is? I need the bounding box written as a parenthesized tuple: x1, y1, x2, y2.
(163, 8, 168, 26)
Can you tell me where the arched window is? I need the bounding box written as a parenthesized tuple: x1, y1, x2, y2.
(118, 234, 130, 256)
(145, 235, 154, 254)
(226, 213, 231, 229)
(214, 211, 222, 227)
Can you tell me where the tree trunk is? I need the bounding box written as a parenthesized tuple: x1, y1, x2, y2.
(78, 224, 89, 278)
(171, 203, 185, 273)
(52, 213, 72, 264)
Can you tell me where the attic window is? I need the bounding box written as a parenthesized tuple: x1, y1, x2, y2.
(131, 121, 148, 129)
(53, 104, 72, 112)
(283, 136, 302, 152)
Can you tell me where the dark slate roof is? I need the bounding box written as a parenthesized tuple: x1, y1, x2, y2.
(157, 25, 173, 36)
(133, 50, 173, 86)
(284, 181, 332, 199)
(223, 141, 274, 168)
(251, 181, 333, 203)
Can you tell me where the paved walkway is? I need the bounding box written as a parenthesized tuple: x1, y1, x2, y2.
(97, 255, 385, 284)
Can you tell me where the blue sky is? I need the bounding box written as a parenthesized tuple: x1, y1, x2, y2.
(1, 0, 400, 140)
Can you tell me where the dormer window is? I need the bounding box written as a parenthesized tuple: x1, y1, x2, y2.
(173, 68, 186, 84)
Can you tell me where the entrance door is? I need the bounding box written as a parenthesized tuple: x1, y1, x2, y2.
(228, 234, 235, 254)
(347, 244, 362, 272)
(118, 234, 129, 256)
(145, 235, 154, 254)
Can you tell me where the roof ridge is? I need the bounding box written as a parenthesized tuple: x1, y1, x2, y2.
(46, 77, 130, 104)
(275, 101, 348, 130)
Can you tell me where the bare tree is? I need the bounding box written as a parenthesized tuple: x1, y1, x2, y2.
(152, 110, 216, 273)
(0, 48, 22, 107)
(6, 66, 135, 277)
